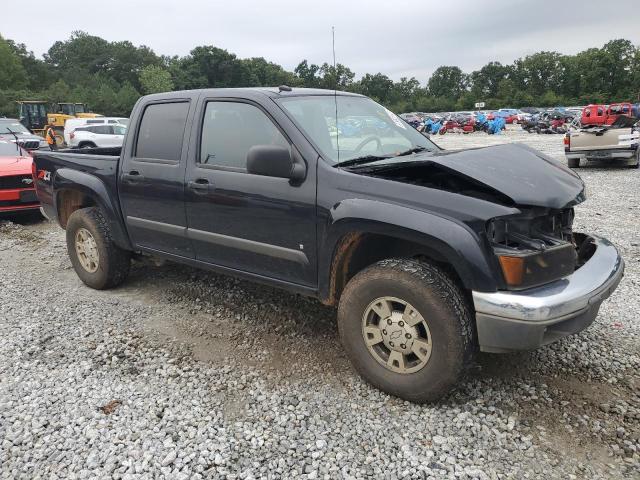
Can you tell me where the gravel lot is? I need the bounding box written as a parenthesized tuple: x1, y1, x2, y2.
(1, 127, 639, 479)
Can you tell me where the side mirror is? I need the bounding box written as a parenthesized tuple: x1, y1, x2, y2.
(246, 145, 306, 182)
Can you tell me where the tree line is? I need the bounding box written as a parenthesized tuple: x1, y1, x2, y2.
(1, 31, 639, 119)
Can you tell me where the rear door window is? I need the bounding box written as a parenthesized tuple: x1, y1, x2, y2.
(136, 102, 190, 161)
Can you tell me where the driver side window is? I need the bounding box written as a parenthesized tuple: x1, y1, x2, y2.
(200, 102, 289, 170)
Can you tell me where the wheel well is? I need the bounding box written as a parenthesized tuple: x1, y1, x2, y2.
(325, 232, 466, 306)
(57, 189, 97, 228)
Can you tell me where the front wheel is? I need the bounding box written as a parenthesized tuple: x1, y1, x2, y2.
(337, 259, 474, 403)
(66, 207, 131, 289)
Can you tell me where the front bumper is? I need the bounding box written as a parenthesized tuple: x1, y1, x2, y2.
(0, 188, 40, 213)
(473, 235, 624, 353)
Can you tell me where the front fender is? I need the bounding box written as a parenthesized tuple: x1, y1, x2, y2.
(53, 168, 132, 250)
(319, 198, 500, 300)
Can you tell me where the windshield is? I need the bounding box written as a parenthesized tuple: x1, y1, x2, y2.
(277, 95, 438, 164)
(0, 121, 30, 134)
(0, 140, 21, 156)
(117, 118, 130, 126)
(113, 125, 127, 135)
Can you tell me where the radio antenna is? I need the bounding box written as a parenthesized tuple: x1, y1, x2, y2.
(332, 26, 340, 161)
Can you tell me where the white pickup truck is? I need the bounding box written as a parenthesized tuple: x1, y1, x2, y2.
(565, 117, 639, 168)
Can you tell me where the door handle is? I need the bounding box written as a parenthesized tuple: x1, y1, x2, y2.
(188, 179, 210, 192)
(122, 171, 144, 182)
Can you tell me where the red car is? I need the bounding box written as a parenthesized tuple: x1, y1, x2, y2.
(0, 140, 39, 214)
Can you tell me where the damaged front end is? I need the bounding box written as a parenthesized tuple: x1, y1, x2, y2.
(487, 208, 579, 290)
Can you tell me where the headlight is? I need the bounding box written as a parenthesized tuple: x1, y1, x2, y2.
(487, 211, 577, 290)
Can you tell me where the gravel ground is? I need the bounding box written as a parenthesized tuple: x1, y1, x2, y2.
(1, 126, 639, 479)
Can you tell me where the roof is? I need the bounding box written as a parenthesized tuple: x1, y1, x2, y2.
(142, 87, 363, 102)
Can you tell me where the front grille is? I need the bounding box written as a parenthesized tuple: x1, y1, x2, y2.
(17, 140, 40, 150)
(0, 175, 33, 190)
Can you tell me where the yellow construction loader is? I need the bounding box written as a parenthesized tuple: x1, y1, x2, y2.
(17, 101, 103, 146)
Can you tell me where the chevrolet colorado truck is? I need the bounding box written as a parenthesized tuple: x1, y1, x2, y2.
(565, 116, 640, 168)
(33, 88, 624, 402)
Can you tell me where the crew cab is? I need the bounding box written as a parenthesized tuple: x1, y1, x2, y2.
(0, 140, 39, 214)
(33, 88, 624, 402)
(565, 116, 639, 168)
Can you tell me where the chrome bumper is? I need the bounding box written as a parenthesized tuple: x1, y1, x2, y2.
(473, 235, 624, 352)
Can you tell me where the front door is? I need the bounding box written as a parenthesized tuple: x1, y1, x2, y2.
(185, 99, 317, 287)
(119, 100, 195, 258)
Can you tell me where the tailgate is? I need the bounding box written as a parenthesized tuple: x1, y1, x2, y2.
(570, 128, 639, 152)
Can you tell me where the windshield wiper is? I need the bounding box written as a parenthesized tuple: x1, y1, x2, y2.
(332, 154, 391, 168)
(394, 146, 429, 157)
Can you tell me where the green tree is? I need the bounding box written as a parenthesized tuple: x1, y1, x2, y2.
(5, 39, 53, 90)
(354, 73, 394, 102)
(0, 35, 28, 90)
(469, 62, 510, 98)
(294, 60, 321, 87)
(427, 66, 467, 99)
(114, 83, 141, 116)
(46, 79, 72, 103)
(139, 65, 174, 94)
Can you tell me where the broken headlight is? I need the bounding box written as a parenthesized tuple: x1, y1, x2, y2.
(487, 209, 577, 290)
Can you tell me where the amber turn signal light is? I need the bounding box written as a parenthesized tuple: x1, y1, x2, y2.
(498, 255, 525, 287)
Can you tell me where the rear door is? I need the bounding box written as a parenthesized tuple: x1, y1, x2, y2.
(118, 97, 197, 258)
(92, 125, 112, 147)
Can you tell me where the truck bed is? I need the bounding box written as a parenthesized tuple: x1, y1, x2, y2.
(33, 147, 122, 222)
(569, 127, 639, 152)
(566, 117, 639, 167)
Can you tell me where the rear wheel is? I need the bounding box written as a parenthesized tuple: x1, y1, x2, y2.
(66, 207, 131, 289)
(568, 158, 580, 168)
(337, 259, 474, 403)
(79, 142, 96, 149)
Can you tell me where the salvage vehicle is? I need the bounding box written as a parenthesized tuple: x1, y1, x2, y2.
(0, 140, 39, 214)
(33, 87, 624, 402)
(580, 103, 634, 127)
(565, 116, 639, 168)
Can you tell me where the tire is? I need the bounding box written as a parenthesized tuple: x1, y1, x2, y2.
(568, 158, 580, 168)
(79, 142, 96, 149)
(337, 258, 474, 403)
(629, 151, 640, 169)
(66, 207, 131, 289)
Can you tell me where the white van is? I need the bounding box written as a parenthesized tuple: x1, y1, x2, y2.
(63, 117, 129, 145)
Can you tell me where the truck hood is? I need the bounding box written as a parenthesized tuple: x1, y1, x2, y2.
(358, 143, 585, 209)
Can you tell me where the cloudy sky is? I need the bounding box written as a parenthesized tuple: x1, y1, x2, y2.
(3, 0, 640, 83)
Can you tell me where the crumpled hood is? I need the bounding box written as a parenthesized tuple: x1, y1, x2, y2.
(379, 143, 585, 209)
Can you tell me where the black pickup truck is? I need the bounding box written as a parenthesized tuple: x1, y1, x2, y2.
(34, 87, 624, 402)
